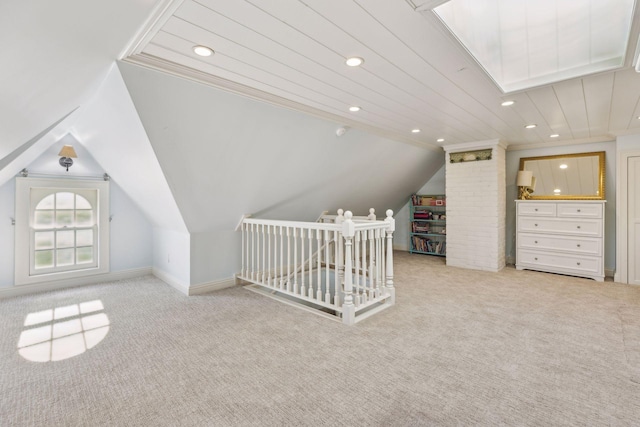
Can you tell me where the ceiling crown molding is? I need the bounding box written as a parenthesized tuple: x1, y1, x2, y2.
(120, 0, 186, 58)
(406, 0, 451, 11)
(122, 55, 442, 152)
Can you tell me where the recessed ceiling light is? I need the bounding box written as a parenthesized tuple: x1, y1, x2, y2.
(550, 134, 560, 138)
(524, 124, 537, 129)
(554, 189, 561, 193)
(411, 129, 421, 133)
(349, 106, 361, 112)
(559, 164, 568, 169)
(501, 100, 515, 106)
(437, 138, 445, 142)
(637, 116, 640, 120)
(193, 45, 214, 57)
(345, 57, 364, 67)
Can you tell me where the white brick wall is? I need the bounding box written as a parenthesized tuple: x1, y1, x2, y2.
(444, 141, 506, 272)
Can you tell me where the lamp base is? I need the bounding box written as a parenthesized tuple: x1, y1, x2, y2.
(518, 186, 531, 200)
(59, 157, 73, 171)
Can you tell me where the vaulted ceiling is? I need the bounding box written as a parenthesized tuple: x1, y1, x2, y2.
(3, 0, 640, 160)
(124, 0, 640, 150)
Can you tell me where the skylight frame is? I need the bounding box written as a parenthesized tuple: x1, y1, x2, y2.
(433, 0, 638, 93)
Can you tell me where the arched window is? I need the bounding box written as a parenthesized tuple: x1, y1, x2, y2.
(31, 190, 98, 274)
(15, 178, 109, 286)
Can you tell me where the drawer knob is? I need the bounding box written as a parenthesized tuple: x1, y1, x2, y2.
(534, 224, 538, 227)
(535, 257, 538, 261)
(535, 208, 538, 211)
(577, 209, 581, 212)
(534, 241, 538, 244)
(577, 244, 581, 248)
(577, 226, 581, 229)
(577, 262, 581, 266)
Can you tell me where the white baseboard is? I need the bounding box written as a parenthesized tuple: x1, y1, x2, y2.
(189, 277, 237, 295)
(0, 267, 152, 299)
(152, 267, 190, 296)
(152, 268, 237, 296)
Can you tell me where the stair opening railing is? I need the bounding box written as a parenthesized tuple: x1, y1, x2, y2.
(239, 209, 395, 325)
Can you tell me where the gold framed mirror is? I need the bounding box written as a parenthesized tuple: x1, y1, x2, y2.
(518, 151, 605, 200)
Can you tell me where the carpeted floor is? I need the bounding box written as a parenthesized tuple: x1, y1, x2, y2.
(1, 251, 640, 426)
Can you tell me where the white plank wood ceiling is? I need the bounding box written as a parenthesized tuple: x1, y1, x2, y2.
(124, 0, 640, 150)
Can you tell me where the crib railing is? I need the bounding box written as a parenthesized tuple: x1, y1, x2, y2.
(238, 209, 395, 325)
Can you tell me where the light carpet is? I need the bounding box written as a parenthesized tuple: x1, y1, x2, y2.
(1, 252, 640, 426)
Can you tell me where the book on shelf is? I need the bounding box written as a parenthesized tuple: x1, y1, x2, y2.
(413, 211, 433, 220)
(411, 236, 447, 255)
(412, 222, 430, 233)
(412, 194, 446, 206)
(410, 194, 446, 257)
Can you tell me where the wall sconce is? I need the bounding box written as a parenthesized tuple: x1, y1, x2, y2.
(516, 170, 534, 200)
(58, 145, 77, 171)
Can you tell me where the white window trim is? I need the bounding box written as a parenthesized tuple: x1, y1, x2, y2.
(15, 177, 110, 286)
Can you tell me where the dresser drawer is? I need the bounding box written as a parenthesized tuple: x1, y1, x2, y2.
(518, 217, 602, 237)
(517, 202, 556, 217)
(517, 249, 602, 276)
(517, 233, 602, 256)
(557, 203, 603, 219)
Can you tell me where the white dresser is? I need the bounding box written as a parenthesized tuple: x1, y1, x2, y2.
(515, 200, 605, 281)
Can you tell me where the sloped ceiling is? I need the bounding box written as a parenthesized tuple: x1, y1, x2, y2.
(0, 0, 165, 160)
(119, 61, 443, 233)
(125, 0, 640, 149)
(70, 65, 188, 232)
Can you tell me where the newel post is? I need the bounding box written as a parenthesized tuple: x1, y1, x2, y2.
(385, 209, 395, 305)
(367, 208, 376, 221)
(342, 211, 356, 325)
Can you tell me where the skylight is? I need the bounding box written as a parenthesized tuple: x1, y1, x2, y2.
(434, 0, 636, 92)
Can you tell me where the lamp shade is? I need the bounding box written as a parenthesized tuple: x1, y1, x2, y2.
(58, 145, 77, 158)
(516, 170, 533, 187)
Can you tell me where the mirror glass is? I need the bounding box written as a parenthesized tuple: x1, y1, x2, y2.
(519, 151, 605, 200)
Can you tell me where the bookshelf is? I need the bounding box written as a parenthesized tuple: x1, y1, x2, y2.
(409, 194, 446, 257)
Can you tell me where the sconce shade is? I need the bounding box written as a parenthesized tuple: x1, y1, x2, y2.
(58, 145, 77, 158)
(516, 170, 533, 187)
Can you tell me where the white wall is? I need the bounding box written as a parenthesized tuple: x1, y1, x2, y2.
(71, 64, 187, 233)
(152, 228, 191, 289)
(393, 163, 446, 251)
(190, 230, 241, 285)
(617, 134, 640, 151)
(0, 136, 153, 288)
(445, 141, 506, 272)
(109, 181, 153, 271)
(119, 61, 444, 285)
(505, 141, 617, 272)
(0, 181, 15, 287)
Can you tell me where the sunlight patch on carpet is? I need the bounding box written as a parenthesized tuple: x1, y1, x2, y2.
(18, 300, 110, 362)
